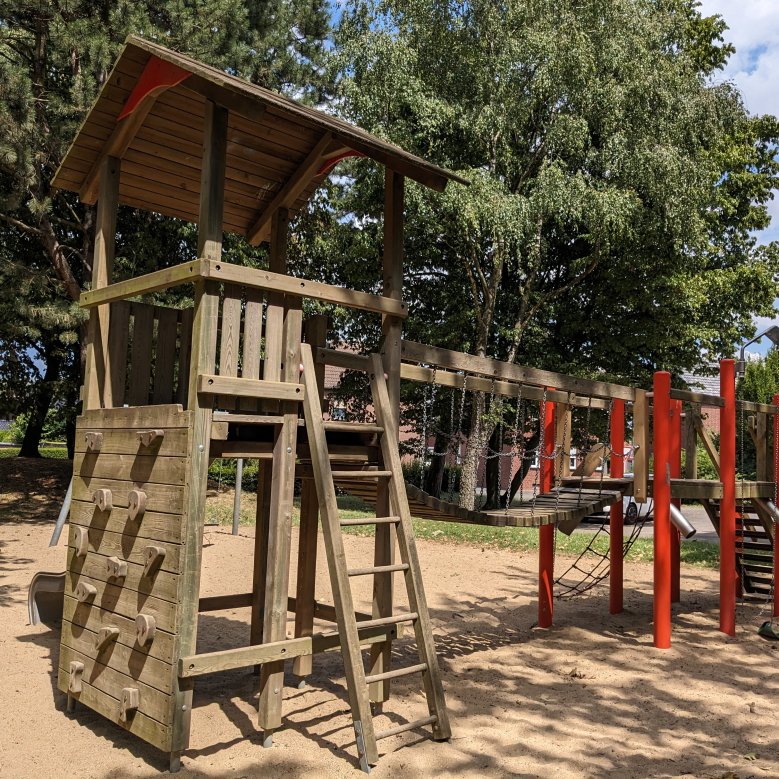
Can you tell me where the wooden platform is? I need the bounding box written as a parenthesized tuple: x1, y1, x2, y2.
(561, 476, 775, 501)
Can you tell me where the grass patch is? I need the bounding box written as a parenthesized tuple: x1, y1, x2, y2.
(0, 446, 69, 459)
(207, 489, 720, 570)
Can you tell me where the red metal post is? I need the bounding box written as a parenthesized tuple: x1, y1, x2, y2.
(538, 390, 556, 628)
(773, 393, 779, 619)
(670, 399, 682, 603)
(719, 359, 737, 636)
(653, 371, 672, 648)
(609, 399, 625, 614)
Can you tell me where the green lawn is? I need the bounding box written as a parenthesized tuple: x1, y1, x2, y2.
(0, 446, 69, 459)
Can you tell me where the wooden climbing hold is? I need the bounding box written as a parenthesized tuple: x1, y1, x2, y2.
(92, 488, 113, 512)
(143, 545, 166, 577)
(119, 687, 139, 722)
(94, 625, 120, 652)
(68, 660, 84, 694)
(135, 613, 156, 646)
(74, 581, 97, 602)
(73, 526, 89, 557)
(137, 429, 165, 447)
(127, 489, 147, 521)
(106, 556, 128, 579)
(84, 431, 103, 451)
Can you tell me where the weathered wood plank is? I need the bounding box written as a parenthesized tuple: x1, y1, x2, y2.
(57, 668, 172, 753)
(197, 374, 304, 402)
(63, 597, 175, 664)
(67, 525, 181, 574)
(73, 452, 187, 485)
(70, 501, 183, 543)
(77, 405, 190, 429)
(74, 426, 190, 456)
(632, 389, 649, 503)
(63, 572, 178, 633)
(72, 479, 185, 515)
(129, 303, 154, 405)
(153, 307, 179, 404)
(108, 300, 130, 407)
(60, 644, 174, 724)
(67, 547, 180, 602)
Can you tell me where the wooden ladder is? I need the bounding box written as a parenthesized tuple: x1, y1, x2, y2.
(299, 343, 450, 772)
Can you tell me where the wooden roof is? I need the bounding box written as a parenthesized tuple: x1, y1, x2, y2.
(53, 36, 467, 244)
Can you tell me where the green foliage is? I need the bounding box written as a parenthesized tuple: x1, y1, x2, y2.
(737, 349, 779, 404)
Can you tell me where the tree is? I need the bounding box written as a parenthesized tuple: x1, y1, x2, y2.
(328, 0, 779, 508)
(0, 1, 332, 453)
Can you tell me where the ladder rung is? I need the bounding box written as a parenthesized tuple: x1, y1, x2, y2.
(348, 563, 409, 577)
(358, 612, 418, 630)
(375, 714, 437, 741)
(340, 516, 401, 527)
(333, 470, 393, 479)
(324, 421, 384, 434)
(365, 662, 427, 685)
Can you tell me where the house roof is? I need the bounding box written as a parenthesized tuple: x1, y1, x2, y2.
(53, 36, 467, 244)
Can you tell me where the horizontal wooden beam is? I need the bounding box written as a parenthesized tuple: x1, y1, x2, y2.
(670, 388, 724, 408)
(80, 260, 205, 307)
(736, 399, 779, 414)
(401, 341, 635, 402)
(247, 132, 333, 245)
(178, 624, 397, 678)
(204, 261, 407, 318)
(197, 374, 304, 402)
(182, 76, 267, 124)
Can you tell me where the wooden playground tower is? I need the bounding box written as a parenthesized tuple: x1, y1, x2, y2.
(51, 36, 778, 775)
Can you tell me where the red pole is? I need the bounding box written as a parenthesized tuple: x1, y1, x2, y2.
(670, 399, 682, 603)
(653, 371, 672, 648)
(773, 393, 779, 619)
(609, 399, 625, 614)
(719, 359, 737, 636)
(538, 390, 556, 628)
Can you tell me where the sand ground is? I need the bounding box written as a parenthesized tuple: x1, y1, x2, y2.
(1, 470, 778, 778)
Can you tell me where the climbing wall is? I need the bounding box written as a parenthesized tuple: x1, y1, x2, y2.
(58, 404, 194, 752)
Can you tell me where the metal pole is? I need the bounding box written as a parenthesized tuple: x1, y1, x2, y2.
(49, 477, 73, 547)
(719, 359, 737, 636)
(538, 389, 555, 628)
(609, 399, 625, 614)
(670, 399, 682, 603)
(232, 458, 244, 536)
(653, 371, 672, 648)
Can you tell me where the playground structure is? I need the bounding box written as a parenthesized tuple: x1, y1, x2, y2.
(43, 36, 778, 774)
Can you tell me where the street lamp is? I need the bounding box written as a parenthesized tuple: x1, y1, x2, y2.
(737, 324, 779, 375)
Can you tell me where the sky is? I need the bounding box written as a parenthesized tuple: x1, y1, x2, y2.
(699, 1, 779, 353)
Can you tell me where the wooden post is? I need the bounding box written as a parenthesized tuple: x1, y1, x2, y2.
(369, 169, 404, 703)
(670, 399, 682, 603)
(683, 410, 698, 479)
(293, 314, 328, 682)
(755, 412, 768, 481)
(83, 156, 120, 409)
(653, 371, 672, 649)
(170, 100, 226, 769)
(258, 207, 303, 742)
(632, 389, 649, 503)
(250, 207, 289, 648)
(719, 359, 737, 636)
(538, 390, 555, 628)
(609, 399, 624, 614)
(773, 394, 779, 619)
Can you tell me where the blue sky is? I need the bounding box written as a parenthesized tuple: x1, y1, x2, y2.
(699, 1, 779, 353)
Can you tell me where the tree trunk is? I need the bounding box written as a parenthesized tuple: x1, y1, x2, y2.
(484, 425, 502, 509)
(459, 391, 495, 510)
(423, 438, 446, 497)
(506, 430, 540, 505)
(19, 348, 60, 458)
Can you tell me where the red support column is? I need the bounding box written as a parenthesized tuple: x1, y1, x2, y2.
(719, 359, 737, 636)
(609, 399, 625, 614)
(538, 390, 556, 628)
(773, 393, 779, 619)
(653, 371, 672, 648)
(670, 399, 682, 603)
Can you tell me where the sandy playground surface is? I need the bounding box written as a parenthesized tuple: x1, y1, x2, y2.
(1, 458, 778, 779)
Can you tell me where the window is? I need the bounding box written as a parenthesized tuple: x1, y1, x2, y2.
(331, 405, 346, 421)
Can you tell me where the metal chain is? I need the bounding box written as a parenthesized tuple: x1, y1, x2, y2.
(505, 385, 524, 511)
